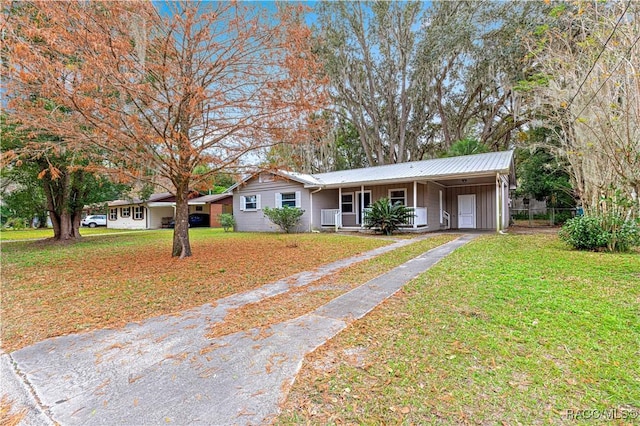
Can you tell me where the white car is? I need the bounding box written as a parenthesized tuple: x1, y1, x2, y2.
(81, 215, 107, 228)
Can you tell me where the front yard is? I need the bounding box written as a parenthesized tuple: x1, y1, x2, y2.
(0, 229, 390, 352)
(278, 234, 640, 424)
(2, 229, 638, 423)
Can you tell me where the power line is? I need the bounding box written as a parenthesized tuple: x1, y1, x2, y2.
(566, 0, 631, 109)
(573, 30, 640, 121)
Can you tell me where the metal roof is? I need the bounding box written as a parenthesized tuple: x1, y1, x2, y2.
(276, 170, 322, 186)
(307, 150, 515, 188)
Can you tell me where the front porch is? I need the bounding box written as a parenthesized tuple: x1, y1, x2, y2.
(320, 206, 430, 230)
(313, 178, 503, 233)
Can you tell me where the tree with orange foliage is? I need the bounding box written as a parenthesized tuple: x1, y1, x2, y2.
(4, 1, 325, 256)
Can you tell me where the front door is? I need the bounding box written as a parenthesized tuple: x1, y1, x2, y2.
(458, 194, 476, 229)
(356, 191, 372, 225)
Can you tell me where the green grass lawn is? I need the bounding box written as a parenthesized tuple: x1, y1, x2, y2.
(279, 234, 640, 424)
(0, 227, 139, 241)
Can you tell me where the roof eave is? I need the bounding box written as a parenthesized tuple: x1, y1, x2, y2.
(304, 169, 512, 189)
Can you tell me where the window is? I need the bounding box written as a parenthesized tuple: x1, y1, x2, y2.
(195, 206, 203, 212)
(241, 194, 260, 210)
(281, 193, 296, 207)
(341, 193, 354, 213)
(281, 192, 297, 208)
(389, 189, 406, 206)
(245, 195, 257, 210)
(275, 192, 300, 208)
(133, 206, 144, 220)
(109, 208, 117, 221)
(121, 207, 131, 218)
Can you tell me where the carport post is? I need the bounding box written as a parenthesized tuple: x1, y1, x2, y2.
(360, 185, 365, 228)
(496, 173, 501, 232)
(413, 181, 418, 229)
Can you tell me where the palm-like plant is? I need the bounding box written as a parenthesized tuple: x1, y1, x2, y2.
(364, 197, 415, 235)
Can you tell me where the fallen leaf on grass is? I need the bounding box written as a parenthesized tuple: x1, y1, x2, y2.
(3, 233, 388, 352)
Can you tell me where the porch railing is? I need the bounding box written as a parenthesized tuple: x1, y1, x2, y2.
(322, 206, 428, 229)
(362, 206, 427, 227)
(442, 211, 451, 229)
(414, 207, 427, 226)
(321, 209, 341, 227)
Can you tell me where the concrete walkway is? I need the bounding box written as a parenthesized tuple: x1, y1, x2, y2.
(2, 234, 477, 425)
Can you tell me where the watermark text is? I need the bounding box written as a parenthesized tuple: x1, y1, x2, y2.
(566, 408, 640, 421)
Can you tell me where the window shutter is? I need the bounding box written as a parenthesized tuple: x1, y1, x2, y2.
(295, 191, 301, 208)
(256, 194, 261, 210)
(275, 193, 282, 208)
(240, 196, 246, 211)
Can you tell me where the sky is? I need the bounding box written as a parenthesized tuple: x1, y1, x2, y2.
(153, 1, 320, 26)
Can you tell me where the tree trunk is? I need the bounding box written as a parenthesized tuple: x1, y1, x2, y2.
(71, 208, 83, 238)
(41, 169, 83, 241)
(49, 209, 80, 240)
(172, 186, 192, 258)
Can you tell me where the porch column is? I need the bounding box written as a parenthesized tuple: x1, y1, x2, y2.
(338, 187, 342, 229)
(502, 176, 508, 230)
(496, 173, 501, 232)
(360, 184, 365, 228)
(413, 181, 418, 229)
(309, 191, 313, 232)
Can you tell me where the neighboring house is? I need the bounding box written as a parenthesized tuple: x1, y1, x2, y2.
(193, 193, 233, 227)
(231, 150, 516, 233)
(107, 192, 232, 229)
(511, 196, 547, 212)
